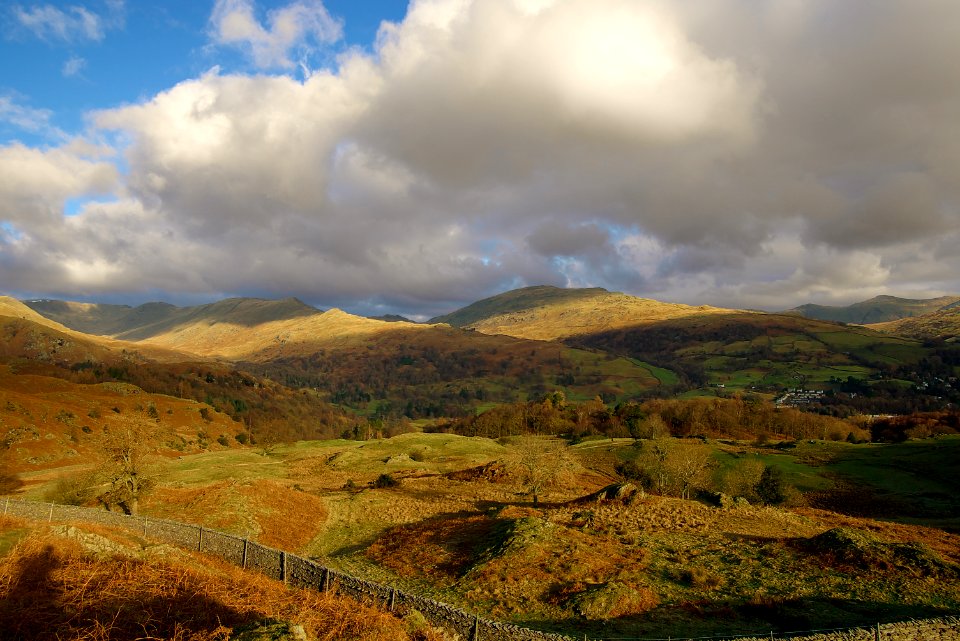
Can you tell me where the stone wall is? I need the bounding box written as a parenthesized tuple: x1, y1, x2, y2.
(732, 617, 960, 641)
(3, 498, 957, 641)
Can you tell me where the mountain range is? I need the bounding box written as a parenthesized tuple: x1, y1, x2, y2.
(785, 295, 960, 325)
(2, 286, 959, 473)
(23, 288, 960, 344)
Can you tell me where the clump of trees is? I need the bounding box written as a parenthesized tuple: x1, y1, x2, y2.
(616, 441, 789, 505)
(437, 393, 870, 443)
(869, 411, 960, 442)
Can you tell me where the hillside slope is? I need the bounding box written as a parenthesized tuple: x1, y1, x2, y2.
(0, 519, 430, 641)
(870, 305, 960, 341)
(0, 306, 352, 444)
(570, 311, 930, 396)
(787, 295, 960, 325)
(1, 297, 88, 334)
(17, 294, 667, 417)
(0, 363, 240, 478)
(133, 306, 432, 361)
(1, 297, 193, 364)
(25, 296, 321, 341)
(20, 299, 164, 336)
(430, 285, 732, 341)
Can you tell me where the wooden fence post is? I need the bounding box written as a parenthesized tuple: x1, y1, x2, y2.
(198, 526, 204, 552)
(3, 498, 8, 515)
(471, 614, 480, 641)
(875, 622, 881, 641)
(389, 587, 396, 611)
(281, 551, 287, 584)
(48, 504, 54, 522)
(242, 539, 248, 569)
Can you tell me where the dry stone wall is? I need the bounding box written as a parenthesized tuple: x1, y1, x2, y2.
(3, 498, 958, 641)
(732, 617, 960, 641)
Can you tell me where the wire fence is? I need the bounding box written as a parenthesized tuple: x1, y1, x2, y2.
(2, 498, 958, 641)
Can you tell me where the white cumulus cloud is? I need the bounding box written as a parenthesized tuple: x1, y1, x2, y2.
(209, 0, 342, 70)
(3, 0, 960, 315)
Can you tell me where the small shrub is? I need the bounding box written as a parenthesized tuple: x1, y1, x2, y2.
(43, 472, 99, 506)
(672, 566, 723, 589)
(217, 435, 229, 447)
(755, 465, 787, 505)
(373, 473, 399, 489)
(614, 460, 653, 490)
(235, 432, 249, 445)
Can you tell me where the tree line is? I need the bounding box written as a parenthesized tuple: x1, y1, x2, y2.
(434, 393, 871, 443)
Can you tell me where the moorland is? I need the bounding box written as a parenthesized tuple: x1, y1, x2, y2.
(1, 286, 960, 639)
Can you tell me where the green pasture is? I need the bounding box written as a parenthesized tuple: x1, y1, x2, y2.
(824, 436, 960, 522)
(159, 449, 291, 486)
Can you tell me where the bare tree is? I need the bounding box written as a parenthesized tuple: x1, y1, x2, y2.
(505, 436, 578, 505)
(666, 441, 713, 499)
(636, 438, 713, 499)
(97, 419, 158, 515)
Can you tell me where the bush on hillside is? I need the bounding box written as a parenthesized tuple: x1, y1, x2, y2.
(373, 473, 400, 489)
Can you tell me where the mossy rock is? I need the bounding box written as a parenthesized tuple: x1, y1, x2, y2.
(231, 619, 307, 641)
(804, 527, 956, 577)
(571, 581, 659, 620)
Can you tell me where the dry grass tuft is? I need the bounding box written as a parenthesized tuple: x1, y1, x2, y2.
(0, 528, 438, 641)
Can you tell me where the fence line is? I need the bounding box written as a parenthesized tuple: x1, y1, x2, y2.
(2, 498, 958, 641)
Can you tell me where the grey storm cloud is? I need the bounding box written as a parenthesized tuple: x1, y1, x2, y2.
(2, 0, 960, 316)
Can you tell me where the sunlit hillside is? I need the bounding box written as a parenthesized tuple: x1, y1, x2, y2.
(0, 363, 240, 482)
(430, 286, 733, 341)
(869, 305, 960, 341)
(21, 295, 672, 414)
(134, 307, 437, 361)
(1, 297, 196, 364)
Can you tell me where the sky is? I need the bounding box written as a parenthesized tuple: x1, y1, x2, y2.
(1, 0, 959, 320)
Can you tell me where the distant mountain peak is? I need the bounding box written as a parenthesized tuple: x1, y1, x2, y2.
(787, 294, 960, 325)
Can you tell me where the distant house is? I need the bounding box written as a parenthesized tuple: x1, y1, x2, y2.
(775, 390, 824, 407)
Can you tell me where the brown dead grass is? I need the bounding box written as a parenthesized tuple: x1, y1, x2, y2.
(148, 480, 327, 552)
(0, 526, 438, 641)
(366, 513, 500, 582)
(240, 480, 327, 551)
(0, 363, 239, 475)
(793, 506, 960, 565)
